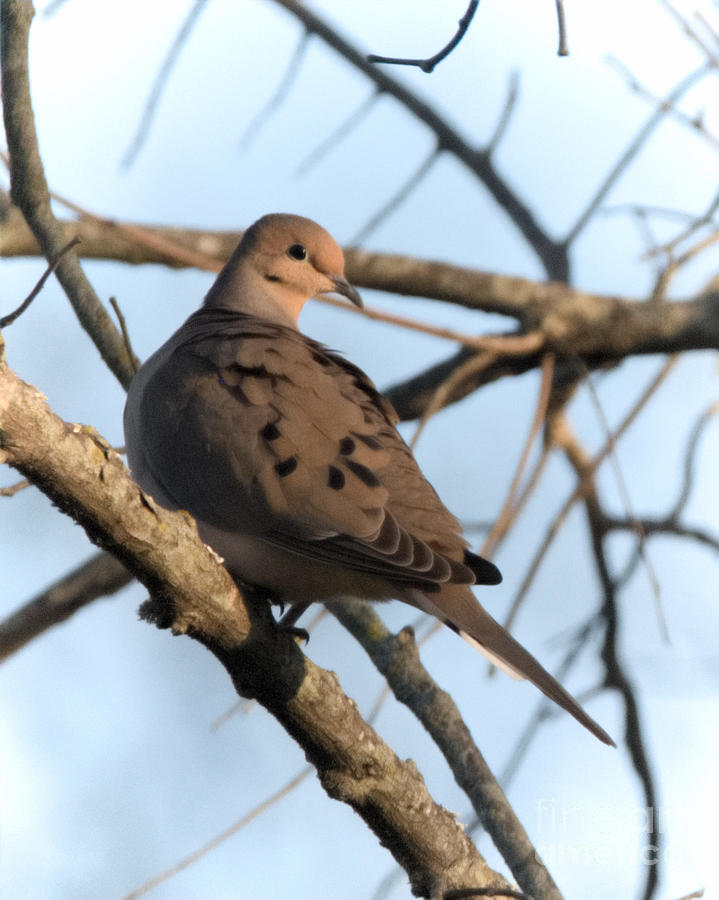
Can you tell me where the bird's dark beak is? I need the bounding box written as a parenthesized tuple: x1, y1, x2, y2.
(329, 275, 363, 308)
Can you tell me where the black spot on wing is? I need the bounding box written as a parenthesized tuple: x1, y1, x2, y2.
(328, 466, 345, 490)
(275, 457, 298, 477)
(353, 432, 383, 451)
(261, 422, 281, 441)
(339, 437, 355, 455)
(345, 459, 381, 487)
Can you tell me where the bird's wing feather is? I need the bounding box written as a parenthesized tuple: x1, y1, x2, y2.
(132, 309, 490, 588)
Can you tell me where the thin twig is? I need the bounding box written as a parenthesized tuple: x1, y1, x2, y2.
(554, 0, 569, 56)
(239, 31, 310, 150)
(554, 418, 661, 900)
(352, 147, 440, 244)
(314, 296, 522, 349)
(502, 355, 678, 633)
(606, 516, 719, 554)
(122, 0, 208, 168)
(367, 1, 479, 73)
(607, 55, 719, 153)
(0, 552, 131, 664)
(642, 187, 719, 261)
(272, 0, 569, 279)
(0, 237, 79, 327)
(294, 90, 378, 177)
(411, 352, 495, 450)
(118, 768, 313, 900)
(0, 478, 30, 497)
(671, 399, 719, 517)
(659, 0, 719, 66)
(583, 375, 668, 641)
(482, 353, 555, 558)
(567, 62, 711, 244)
(487, 70, 520, 154)
(651, 226, 719, 301)
(410, 332, 545, 449)
(108, 297, 139, 376)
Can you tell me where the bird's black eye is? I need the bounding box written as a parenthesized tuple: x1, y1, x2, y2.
(287, 243, 307, 261)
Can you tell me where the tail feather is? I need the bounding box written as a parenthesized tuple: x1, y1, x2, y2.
(413, 586, 615, 747)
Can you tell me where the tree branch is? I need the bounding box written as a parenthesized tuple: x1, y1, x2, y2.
(0, 1, 137, 387)
(3, 200, 719, 419)
(367, 1, 479, 73)
(271, 0, 568, 280)
(0, 340, 511, 898)
(331, 599, 564, 900)
(0, 550, 131, 663)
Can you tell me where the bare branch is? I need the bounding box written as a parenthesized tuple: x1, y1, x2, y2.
(3, 195, 719, 417)
(558, 420, 661, 900)
(566, 63, 711, 244)
(486, 70, 520, 154)
(271, 0, 568, 279)
(607, 56, 719, 153)
(672, 399, 719, 518)
(660, 0, 719, 66)
(554, 0, 569, 56)
(108, 296, 139, 375)
(367, 1, 479, 74)
(0, 551, 131, 663)
(0, 476, 29, 497)
(122, 0, 208, 168)
(330, 599, 564, 900)
(0, 349, 509, 899)
(352, 147, 440, 244)
(294, 89, 378, 177)
(239, 31, 310, 150)
(606, 516, 719, 554)
(0, 4, 137, 387)
(482, 353, 555, 558)
(0, 236, 79, 327)
(410, 333, 545, 449)
(584, 375, 668, 641)
(502, 355, 678, 634)
(120, 767, 313, 900)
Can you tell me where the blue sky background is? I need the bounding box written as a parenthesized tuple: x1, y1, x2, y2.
(1, 1, 718, 898)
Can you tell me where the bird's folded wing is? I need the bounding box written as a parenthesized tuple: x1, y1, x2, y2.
(135, 309, 477, 588)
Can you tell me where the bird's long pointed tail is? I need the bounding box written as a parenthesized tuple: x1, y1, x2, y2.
(414, 587, 615, 746)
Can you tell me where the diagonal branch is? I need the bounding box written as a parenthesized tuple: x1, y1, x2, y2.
(331, 598, 564, 900)
(0, 1, 137, 388)
(0, 344, 510, 899)
(0, 550, 131, 663)
(122, 0, 208, 167)
(271, 0, 568, 280)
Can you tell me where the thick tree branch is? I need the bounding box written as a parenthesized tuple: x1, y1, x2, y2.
(0, 340, 511, 898)
(331, 599, 564, 900)
(3, 202, 718, 419)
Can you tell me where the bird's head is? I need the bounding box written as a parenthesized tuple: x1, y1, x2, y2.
(205, 213, 362, 326)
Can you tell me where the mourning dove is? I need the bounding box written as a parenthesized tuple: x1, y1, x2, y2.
(124, 213, 614, 746)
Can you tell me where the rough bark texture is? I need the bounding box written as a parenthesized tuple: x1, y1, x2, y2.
(0, 339, 511, 898)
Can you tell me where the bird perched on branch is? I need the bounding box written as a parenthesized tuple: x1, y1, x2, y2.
(124, 213, 614, 746)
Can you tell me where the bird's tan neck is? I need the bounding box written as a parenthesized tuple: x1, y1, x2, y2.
(203, 259, 304, 328)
